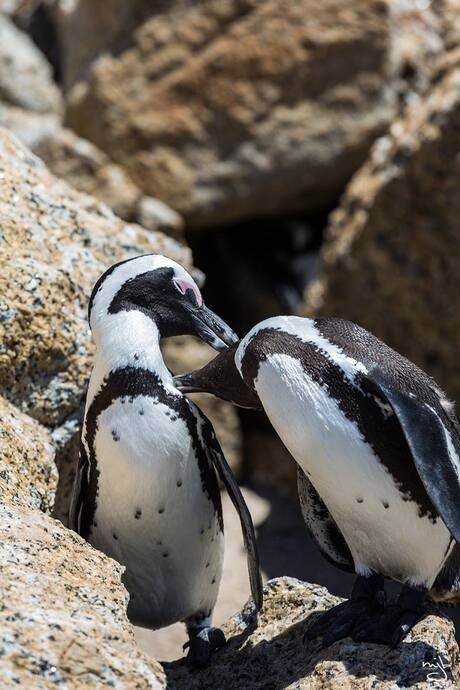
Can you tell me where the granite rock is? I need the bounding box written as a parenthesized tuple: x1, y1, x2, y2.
(166, 577, 460, 689)
(0, 106, 185, 233)
(0, 500, 165, 689)
(66, 0, 396, 228)
(0, 126, 191, 427)
(52, 0, 155, 88)
(0, 395, 57, 513)
(304, 62, 460, 403)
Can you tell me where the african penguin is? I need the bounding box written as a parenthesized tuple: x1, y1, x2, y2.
(69, 254, 263, 666)
(175, 315, 460, 647)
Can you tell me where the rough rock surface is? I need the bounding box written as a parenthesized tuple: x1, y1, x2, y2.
(304, 62, 460, 402)
(389, 1, 445, 103)
(66, 0, 396, 227)
(32, 125, 142, 220)
(0, 500, 165, 689)
(167, 577, 460, 689)
(0, 395, 57, 513)
(0, 126, 191, 427)
(0, 104, 60, 149)
(0, 106, 185, 235)
(0, 14, 61, 113)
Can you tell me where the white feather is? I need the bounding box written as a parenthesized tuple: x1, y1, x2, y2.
(252, 353, 452, 588)
(90, 395, 223, 628)
(236, 315, 367, 383)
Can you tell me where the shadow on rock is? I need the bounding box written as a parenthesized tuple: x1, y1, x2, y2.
(165, 578, 459, 689)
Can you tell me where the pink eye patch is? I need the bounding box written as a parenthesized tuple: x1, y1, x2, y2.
(173, 278, 203, 306)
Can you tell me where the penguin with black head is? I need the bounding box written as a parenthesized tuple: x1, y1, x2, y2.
(69, 254, 263, 666)
(176, 315, 460, 647)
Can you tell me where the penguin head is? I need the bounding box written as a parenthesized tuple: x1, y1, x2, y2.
(174, 345, 262, 410)
(88, 254, 238, 350)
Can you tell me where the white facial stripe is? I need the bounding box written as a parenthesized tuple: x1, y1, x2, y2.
(236, 315, 368, 383)
(91, 254, 199, 325)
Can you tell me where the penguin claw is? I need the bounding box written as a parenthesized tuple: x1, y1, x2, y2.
(304, 575, 386, 647)
(303, 601, 349, 642)
(352, 605, 421, 646)
(304, 599, 373, 647)
(185, 626, 226, 667)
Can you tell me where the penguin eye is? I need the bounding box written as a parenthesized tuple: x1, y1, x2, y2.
(173, 278, 203, 307)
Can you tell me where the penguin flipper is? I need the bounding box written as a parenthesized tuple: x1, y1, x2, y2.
(364, 367, 460, 542)
(205, 431, 263, 612)
(68, 441, 88, 533)
(297, 467, 355, 574)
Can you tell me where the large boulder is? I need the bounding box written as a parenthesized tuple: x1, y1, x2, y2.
(0, 105, 185, 236)
(167, 577, 460, 689)
(0, 14, 61, 113)
(0, 126, 191, 427)
(66, 0, 396, 228)
(0, 395, 56, 513)
(0, 499, 165, 689)
(304, 61, 460, 402)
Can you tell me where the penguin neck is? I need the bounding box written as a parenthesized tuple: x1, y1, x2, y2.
(93, 310, 172, 385)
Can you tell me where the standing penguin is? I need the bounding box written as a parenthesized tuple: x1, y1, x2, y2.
(175, 315, 460, 646)
(69, 254, 263, 666)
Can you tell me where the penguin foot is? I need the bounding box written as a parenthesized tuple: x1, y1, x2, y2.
(184, 626, 226, 667)
(352, 585, 426, 647)
(304, 574, 385, 647)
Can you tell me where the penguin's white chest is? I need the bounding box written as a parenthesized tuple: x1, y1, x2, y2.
(88, 395, 223, 628)
(255, 354, 452, 588)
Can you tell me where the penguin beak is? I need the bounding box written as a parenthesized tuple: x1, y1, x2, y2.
(191, 305, 238, 351)
(173, 371, 200, 393)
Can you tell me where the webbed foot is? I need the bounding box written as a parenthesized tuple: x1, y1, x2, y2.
(304, 574, 385, 648)
(353, 585, 426, 646)
(184, 626, 226, 667)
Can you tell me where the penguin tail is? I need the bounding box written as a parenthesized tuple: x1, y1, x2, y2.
(429, 541, 460, 607)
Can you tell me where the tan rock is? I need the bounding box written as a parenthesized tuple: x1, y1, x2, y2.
(304, 63, 460, 403)
(137, 195, 184, 239)
(0, 126, 191, 427)
(0, 106, 185, 233)
(0, 395, 57, 512)
(0, 500, 165, 689)
(66, 0, 396, 228)
(0, 104, 60, 149)
(32, 125, 142, 220)
(389, 1, 444, 102)
(167, 577, 460, 689)
(0, 15, 61, 113)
